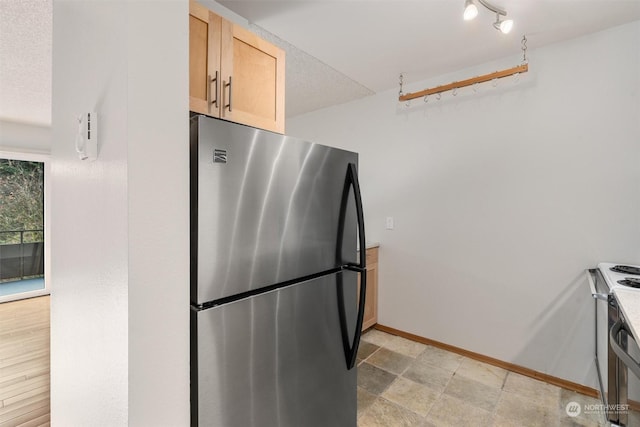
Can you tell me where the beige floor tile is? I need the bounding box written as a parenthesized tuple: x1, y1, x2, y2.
(558, 389, 607, 426)
(358, 362, 397, 395)
(402, 359, 454, 393)
(357, 332, 607, 427)
(425, 393, 492, 427)
(502, 372, 561, 409)
(362, 329, 394, 347)
(558, 417, 603, 426)
(358, 387, 378, 418)
(382, 377, 440, 417)
(455, 357, 508, 389)
(358, 397, 424, 427)
(384, 335, 428, 358)
(494, 391, 560, 427)
(628, 409, 640, 426)
(358, 341, 381, 362)
(416, 345, 464, 373)
(368, 348, 413, 375)
(491, 414, 524, 427)
(444, 374, 501, 412)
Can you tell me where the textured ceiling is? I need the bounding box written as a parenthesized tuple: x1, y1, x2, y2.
(0, 0, 52, 126)
(1, 0, 639, 125)
(248, 24, 374, 118)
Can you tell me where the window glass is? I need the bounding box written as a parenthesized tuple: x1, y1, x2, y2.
(0, 159, 45, 298)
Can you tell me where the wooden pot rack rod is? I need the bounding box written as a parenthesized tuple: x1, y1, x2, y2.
(398, 63, 528, 102)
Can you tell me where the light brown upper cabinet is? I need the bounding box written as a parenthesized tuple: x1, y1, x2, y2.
(189, 1, 286, 134)
(189, 2, 221, 118)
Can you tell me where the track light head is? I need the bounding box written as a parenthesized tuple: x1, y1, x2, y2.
(463, 0, 478, 21)
(493, 16, 513, 34)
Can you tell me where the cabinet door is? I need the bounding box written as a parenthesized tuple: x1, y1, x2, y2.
(189, 2, 221, 116)
(362, 264, 378, 330)
(220, 21, 285, 134)
(358, 248, 378, 331)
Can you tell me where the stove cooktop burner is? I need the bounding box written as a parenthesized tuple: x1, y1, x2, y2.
(617, 278, 640, 288)
(611, 265, 640, 276)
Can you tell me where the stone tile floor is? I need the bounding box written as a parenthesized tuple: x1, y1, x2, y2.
(357, 329, 640, 427)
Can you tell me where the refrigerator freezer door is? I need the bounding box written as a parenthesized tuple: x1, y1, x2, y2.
(191, 116, 358, 304)
(192, 271, 358, 427)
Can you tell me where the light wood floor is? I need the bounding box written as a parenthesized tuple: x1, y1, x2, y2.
(0, 296, 50, 427)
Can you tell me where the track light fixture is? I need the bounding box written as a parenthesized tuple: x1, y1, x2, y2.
(463, 0, 513, 34)
(463, 0, 478, 21)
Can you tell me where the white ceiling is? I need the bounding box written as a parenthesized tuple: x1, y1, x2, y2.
(1, 0, 639, 125)
(0, 0, 52, 126)
(221, 0, 640, 115)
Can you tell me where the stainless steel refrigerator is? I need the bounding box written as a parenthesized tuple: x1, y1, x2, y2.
(190, 115, 367, 427)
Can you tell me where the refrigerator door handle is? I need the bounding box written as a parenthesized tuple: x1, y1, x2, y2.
(336, 162, 367, 370)
(336, 272, 366, 370)
(336, 163, 366, 269)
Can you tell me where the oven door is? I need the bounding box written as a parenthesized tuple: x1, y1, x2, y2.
(589, 268, 640, 426)
(588, 268, 618, 424)
(610, 310, 640, 426)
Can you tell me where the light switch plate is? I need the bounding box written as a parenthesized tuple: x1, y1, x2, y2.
(385, 217, 394, 230)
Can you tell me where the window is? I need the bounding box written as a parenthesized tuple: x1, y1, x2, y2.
(0, 156, 48, 302)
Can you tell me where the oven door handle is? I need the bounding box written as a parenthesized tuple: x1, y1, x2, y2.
(610, 318, 640, 380)
(587, 269, 609, 301)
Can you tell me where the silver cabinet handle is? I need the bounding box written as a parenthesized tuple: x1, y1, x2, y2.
(225, 76, 232, 112)
(610, 318, 640, 379)
(587, 269, 608, 301)
(210, 71, 218, 107)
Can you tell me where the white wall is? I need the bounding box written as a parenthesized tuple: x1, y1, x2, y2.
(51, 1, 128, 423)
(126, 2, 189, 425)
(51, 1, 189, 425)
(289, 21, 640, 388)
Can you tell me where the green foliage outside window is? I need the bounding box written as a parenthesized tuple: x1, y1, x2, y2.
(0, 159, 44, 245)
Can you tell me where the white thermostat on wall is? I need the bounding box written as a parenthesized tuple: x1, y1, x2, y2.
(75, 111, 98, 161)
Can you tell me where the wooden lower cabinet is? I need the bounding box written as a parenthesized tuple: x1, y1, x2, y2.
(359, 247, 378, 331)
